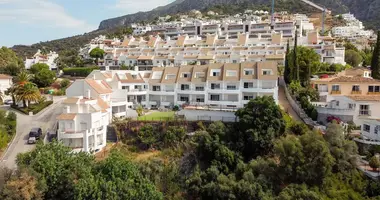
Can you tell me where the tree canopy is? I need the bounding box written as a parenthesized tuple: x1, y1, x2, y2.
(12, 141, 162, 200)
(287, 46, 320, 85)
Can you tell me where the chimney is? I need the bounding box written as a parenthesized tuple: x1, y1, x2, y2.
(86, 89, 91, 99)
(93, 74, 96, 80)
(65, 105, 70, 113)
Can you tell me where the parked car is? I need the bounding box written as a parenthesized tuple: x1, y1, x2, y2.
(29, 128, 42, 140)
(28, 137, 36, 144)
(4, 99, 13, 105)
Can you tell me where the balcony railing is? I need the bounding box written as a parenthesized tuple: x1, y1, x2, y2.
(368, 92, 380, 95)
(195, 88, 205, 91)
(331, 90, 341, 95)
(351, 90, 362, 95)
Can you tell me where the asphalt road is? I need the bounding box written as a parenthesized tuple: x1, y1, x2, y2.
(0, 96, 65, 169)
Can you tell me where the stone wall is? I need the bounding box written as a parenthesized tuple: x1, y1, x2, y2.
(279, 78, 319, 128)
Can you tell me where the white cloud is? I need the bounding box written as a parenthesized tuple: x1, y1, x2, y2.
(111, 0, 174, 14)
(0, 0, 95, 31)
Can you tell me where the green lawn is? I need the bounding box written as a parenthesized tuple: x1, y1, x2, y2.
(137, 111, 175, 121)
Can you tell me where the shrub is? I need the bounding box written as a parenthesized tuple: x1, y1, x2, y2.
(369, 156, 380, 170)
(289, 80, 301, 95)
(53, 89, 65, 96)
(11, 101, 53, 115)
(62, 66, 99, 77)
(60, 79, 70, 88)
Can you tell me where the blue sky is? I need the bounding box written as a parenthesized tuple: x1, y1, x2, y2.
(0, 0, 174, 47)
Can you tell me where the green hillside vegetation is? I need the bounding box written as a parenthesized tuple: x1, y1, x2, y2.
(2, 96, 380, 199)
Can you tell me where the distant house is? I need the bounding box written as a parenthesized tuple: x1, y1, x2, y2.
(24, 49, 59, 70)
(0, 74, 12, 94)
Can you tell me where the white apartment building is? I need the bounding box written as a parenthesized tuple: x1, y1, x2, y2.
(131, 24, 153, 35)
(332, 13, 373, 39)
(87, 61, 278, 118)
(24, 50, 59, 70)
(92, 30, 344, 71)
(0, 74, 12, 94)
(354, 118, 380, 145)
(311, 69, 380, 125)
(57, 79, 113, 153)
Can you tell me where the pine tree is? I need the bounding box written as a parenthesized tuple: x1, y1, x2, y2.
(293, 29, 299, 81)
(284, 40, 291, 84)
(372, 31, 380, 79)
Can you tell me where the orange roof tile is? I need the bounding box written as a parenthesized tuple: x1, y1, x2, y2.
(330, 77, 380, 83)
(57, 113, 77, 120)
(347, 96, 380, 102)
(63, 98, 79, 104)
(85, 79, 113, 94)
(0, 74, 12, 79)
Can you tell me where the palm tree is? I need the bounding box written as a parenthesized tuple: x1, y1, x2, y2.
(17, 82, 40, 108)
(5, 85, 17, 106)
(15, 70, 32, 86)
(0, 91, 3, 104)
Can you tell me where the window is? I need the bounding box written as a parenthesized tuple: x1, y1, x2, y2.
(363, 124, 370, 132)
(227, 85, 237, 90)
(368, 86, 380, 93)
(244, 69, 253, 75)
(348, 103, 355, 109)
(182, 73, 190, 78)
(195, 86, 204, 91)
(359, 105, 370, 116)
(244, 95, 254, 100)
(244, 82, 254, 88)
(211, 83, 221, 89)
(262, 69, 272, 75)
(332, 85, 340, 91)
(122, 86, 129, 90)
(152, 86, 161, 91)
(336, 101, 339, 106)
(210, 69, 221, 77)
(131, 74, 137, 79)
(226, 70, 237, 77)
(195, 72, 205, 78)
(352, 85, 360, 91)
(181, 84, 190, 90)
(165, 74, 176, 79)
(375, 126, 380, 135)
(210, 95, 220, 101)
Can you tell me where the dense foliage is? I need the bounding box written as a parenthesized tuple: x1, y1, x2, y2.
(0, 142, 163, 200)
(0, 47, 24, 76)
(0, 110, 17, 150)
(372, 31, 380, 79)
(62, 66, 100, 77)
(30, 63, 56, 88)
(2, 96, 380, 199)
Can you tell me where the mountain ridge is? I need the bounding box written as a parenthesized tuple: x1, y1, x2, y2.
(98, 0, 379, 30)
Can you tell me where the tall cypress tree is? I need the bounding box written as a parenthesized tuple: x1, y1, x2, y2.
(372, 31, 380, 79)
(293, 29, 299, 81)
(284, 40, 291, 84)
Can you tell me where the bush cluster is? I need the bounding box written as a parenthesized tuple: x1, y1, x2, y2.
(62, 66, 99, 77)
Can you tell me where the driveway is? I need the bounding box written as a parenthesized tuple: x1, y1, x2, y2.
(0, 96, 65, 169)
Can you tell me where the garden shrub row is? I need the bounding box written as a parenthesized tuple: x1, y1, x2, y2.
(62, 66, 99, 77)
(11, 101, 53, 115)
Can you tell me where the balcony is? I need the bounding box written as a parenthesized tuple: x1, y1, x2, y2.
(351, 90, 362, 95)
(368, 92, 380, 95)
(331, 90, 341, 95)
